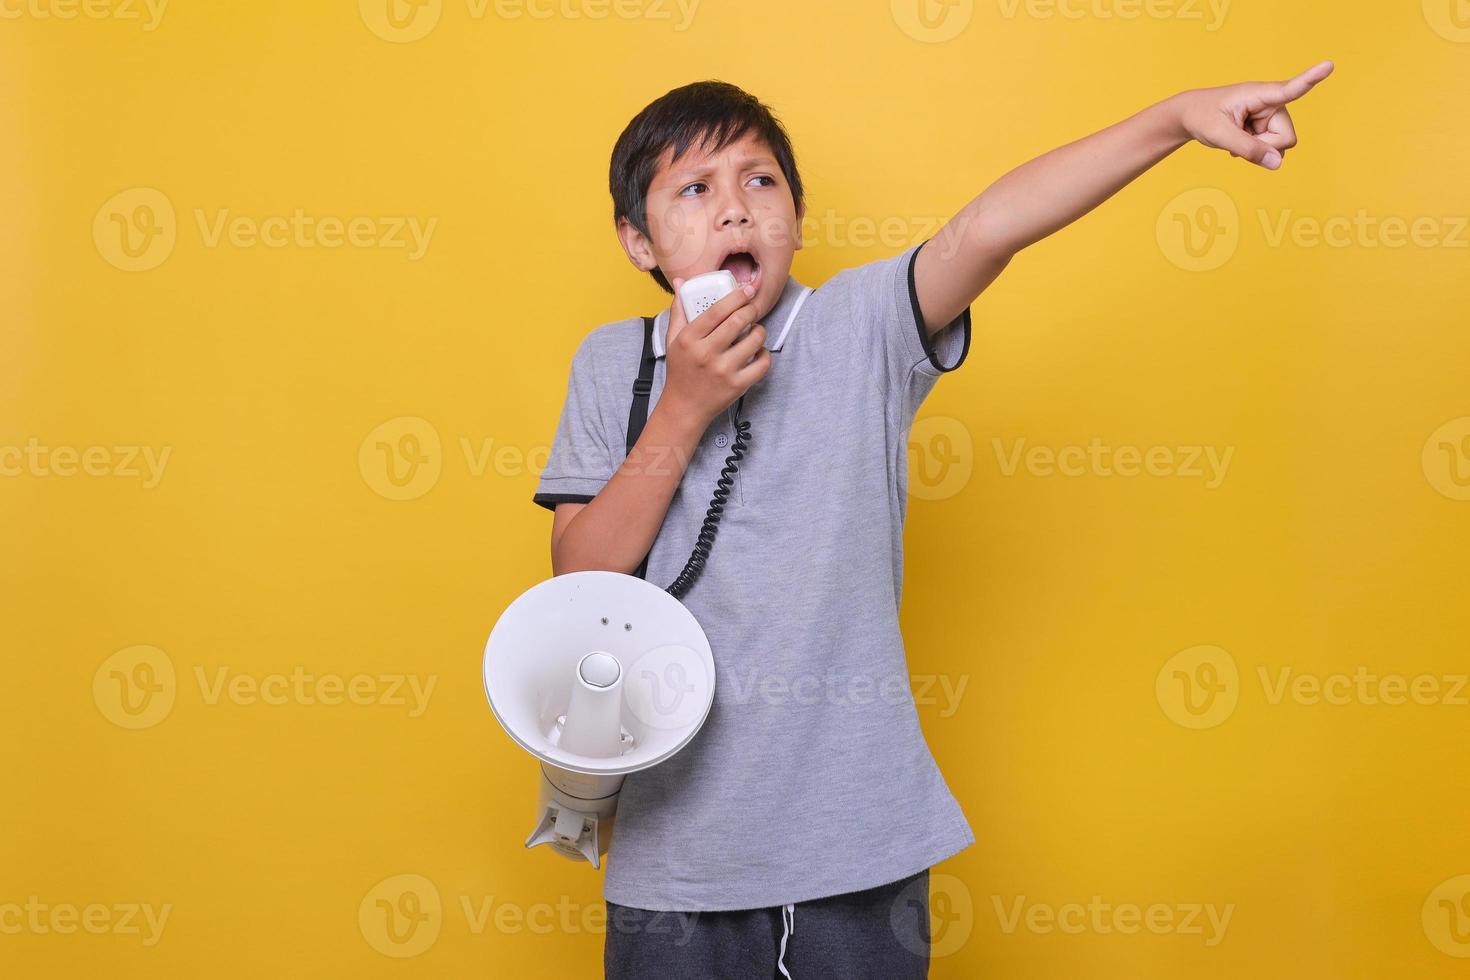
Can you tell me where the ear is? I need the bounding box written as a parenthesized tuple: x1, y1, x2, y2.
(793, 200, 806, 252)
(616, 217, 659, 275)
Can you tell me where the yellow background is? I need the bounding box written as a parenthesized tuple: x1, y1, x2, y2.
(4, 0, 1469, 976)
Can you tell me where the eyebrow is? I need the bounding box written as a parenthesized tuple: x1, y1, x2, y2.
(664, 155, 779, 183)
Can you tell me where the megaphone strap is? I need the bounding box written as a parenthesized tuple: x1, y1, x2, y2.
(626, 316, 658, 581)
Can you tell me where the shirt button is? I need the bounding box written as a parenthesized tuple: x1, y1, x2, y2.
(714, 433, 729, 448)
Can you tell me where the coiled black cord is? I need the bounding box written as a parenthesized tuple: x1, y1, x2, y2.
(665, 393, 749, 601)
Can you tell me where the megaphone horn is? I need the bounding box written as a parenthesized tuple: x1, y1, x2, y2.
(483, 570, 716, 868)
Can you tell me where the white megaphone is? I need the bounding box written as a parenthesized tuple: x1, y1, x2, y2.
(483, 570, 716, 868)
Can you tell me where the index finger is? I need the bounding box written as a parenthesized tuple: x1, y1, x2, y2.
(1278, 59, 1334, 102)
(684, 281, 756, 341)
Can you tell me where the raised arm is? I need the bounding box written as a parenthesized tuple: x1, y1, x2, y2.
(914, 60, 1336, 333)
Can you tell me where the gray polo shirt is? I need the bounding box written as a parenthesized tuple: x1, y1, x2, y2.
(532, 240, 975, 912)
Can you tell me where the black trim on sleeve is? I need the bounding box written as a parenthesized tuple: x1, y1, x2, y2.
(532, 492, 597, 513)
(906, 240, 972, 374)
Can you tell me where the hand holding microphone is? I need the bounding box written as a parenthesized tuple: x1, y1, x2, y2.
(661, 272, 771, 430)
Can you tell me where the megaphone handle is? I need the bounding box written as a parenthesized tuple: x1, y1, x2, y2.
(525, 804, 603, 870)
(553, 805, 584, 842)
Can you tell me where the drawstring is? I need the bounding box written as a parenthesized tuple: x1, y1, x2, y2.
(776, 902, 796, 978)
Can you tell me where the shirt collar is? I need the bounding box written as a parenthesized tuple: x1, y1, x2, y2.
(652, 275, 812, 359)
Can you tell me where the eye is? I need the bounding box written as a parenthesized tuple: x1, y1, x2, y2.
(749, 175, 776, 188)
(678, 181, 707, 197)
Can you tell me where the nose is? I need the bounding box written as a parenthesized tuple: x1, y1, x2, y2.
(714, 185, 753, 230)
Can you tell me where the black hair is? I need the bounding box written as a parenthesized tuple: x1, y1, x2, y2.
(609, 80, 804, 294)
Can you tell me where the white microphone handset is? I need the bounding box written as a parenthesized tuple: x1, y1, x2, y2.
(678, 269, 739, 322)
(678, 269, 755, 345)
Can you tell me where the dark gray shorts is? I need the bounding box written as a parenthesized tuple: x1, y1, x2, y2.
(604, 868, 930, 980)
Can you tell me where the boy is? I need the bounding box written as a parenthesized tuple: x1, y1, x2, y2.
(533, 66, 1332, 978)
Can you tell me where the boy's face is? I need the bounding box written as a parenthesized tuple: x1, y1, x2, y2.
(619, 129, 804, 319)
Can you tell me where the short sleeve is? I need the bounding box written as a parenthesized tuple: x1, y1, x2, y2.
(833, 239, 972, 403)
(531, 337, 617, 513)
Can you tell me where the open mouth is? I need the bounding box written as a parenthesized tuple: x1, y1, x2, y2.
(718, 249, 761, 289)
